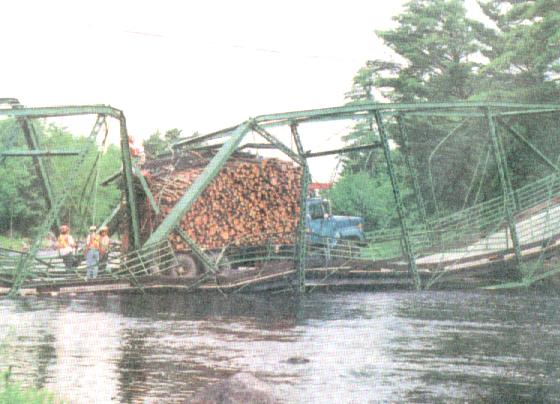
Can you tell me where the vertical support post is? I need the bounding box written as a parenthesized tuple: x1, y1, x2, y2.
(119, 114, 141, 250)
(291, 123, 309, 293)
(9, 116, 105, 297)
(485, 108, 523, 281)
(374, 111, 421, 290)
(397, 114, 430, 235)
(496, 126, 519, 212)
(17, 118, 60, 232)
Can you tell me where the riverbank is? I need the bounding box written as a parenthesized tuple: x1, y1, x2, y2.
(0, 235, 28, 251)
(1, 370, 61, 403)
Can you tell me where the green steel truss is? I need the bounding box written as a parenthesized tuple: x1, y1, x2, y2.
(0, 101, 140, 296)
(3, 100, 560, 295)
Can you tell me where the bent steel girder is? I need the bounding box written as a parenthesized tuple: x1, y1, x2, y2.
(144, 121, 252, 245)
(0, 105, 122, 119)
(162, 102, 560, 290)
(0, 102, 144, 296)
(119, 113, 141, 249)
(9, 115, 108, 296)
(17, 117, 59, 231)
(5, 100, 560, 294)
(291, 123, 310, 293)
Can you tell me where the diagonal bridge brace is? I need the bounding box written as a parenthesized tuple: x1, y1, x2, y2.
(250, 123, 304, 165)
(145, 121, 252, 245)
(9, 115, 109, 296)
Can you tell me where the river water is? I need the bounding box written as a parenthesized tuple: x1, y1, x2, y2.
(1, 289, 559, 403)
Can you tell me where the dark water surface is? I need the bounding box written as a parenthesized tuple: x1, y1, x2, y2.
(1, 289, 559, 403)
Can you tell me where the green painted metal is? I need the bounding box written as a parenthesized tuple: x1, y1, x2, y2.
(18, 117, 60, 231)
(291, 123, 310, 293)
(485, 108, 523, 281)
(496, 122, 520, 212)
(497, 117, 560, 172)
(188, 142, 278, 153)
(251, 124, 304, 165)
(133, 166, 161, 214)
(397, 115, 429, 233)
(98, 203, 121, 232)
(495, 108, 560, 117)
(172, 125, 239, 149)
(0, 98, 21, 105)
(0, 150, 80, 157)
(8, 115, 107, 296)
(305, 142, 381, 158)
(172, 102, 560, 147)
(145, 121, 251, 245)
(119, 115, 141, 250)
(100, 170, 122, 186)
(427, 119, 470, 216)
(256, 102, 560, 126)
(7, 100, 560, 295)
(0, 105, 122, 119)
(174, 227, 218, 274)
(374, 110, 421, 290)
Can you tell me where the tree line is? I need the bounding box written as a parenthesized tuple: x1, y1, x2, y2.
(328, 0, 560, 230)
(0, 121, 188, 241)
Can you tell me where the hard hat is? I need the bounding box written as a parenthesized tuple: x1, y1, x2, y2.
(89, 225, 97, 232)
(100, 226, 109, 233)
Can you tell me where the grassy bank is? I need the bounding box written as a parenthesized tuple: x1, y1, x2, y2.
(0, 235, 29, 251)
(1, 370, 61, 404)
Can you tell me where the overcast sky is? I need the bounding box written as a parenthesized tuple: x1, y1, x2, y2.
(1, 0, 485, 181)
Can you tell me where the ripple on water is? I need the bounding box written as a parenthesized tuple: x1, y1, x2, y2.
(0, 290, 559, 403)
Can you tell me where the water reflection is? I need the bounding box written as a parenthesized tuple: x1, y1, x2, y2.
(34, 331, 56, 389)
(0, 290, 559, 403)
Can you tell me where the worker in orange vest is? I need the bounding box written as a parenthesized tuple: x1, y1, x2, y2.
(99, 226, 111, 272)
(56, 225, 76, 269)
(85, 225, 100, 280)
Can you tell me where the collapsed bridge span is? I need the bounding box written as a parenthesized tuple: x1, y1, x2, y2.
(2, 100, 560, 296)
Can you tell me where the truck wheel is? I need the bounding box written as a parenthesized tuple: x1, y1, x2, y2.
(173, 253, 199, 278)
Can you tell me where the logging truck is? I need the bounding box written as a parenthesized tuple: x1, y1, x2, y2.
(133, 151, 365, 276)
(306, 198, 366, 246)
(169, 197, 366, 277)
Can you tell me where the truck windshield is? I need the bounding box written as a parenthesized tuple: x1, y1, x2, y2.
(308, 202, 324, 220)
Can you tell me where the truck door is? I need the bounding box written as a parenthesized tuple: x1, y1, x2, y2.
(308, 200, 334, 243)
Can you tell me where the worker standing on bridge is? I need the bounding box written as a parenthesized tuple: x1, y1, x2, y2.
(85, 226, 100, 280)
(57, 225, 76, 269)
(99, 226, 111, 273)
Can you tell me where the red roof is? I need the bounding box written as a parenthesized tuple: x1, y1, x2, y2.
(309, 182, 332, 190)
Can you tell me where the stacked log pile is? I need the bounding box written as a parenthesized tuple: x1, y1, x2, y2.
(138, 151, 302, 251)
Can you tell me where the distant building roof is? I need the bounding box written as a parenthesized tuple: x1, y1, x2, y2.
(309, 182, 332, 190)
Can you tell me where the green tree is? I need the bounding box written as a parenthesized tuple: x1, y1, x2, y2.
(0, 120, 46, 236)
(475, 0, 560, 189)
(0, 119, 122, 239)
(477, 0, 560, 102)
(337, 0, 501, 219)
(144, 128, 184, 159)
(373, 0, 485, 102)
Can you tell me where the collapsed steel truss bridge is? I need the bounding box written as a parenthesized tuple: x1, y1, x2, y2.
(2, 99, 560, 296)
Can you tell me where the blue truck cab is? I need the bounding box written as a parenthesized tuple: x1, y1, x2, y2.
(305, 198, 366, 246)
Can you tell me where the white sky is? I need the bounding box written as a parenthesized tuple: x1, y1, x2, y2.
(1, 0, 486, 181)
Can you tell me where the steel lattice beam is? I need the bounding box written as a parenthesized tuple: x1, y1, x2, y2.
(291, 123, 310, 293)
(485, 108, 523, 281)
(375, 111, 421, 290)
(145, 121, 251, 245)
